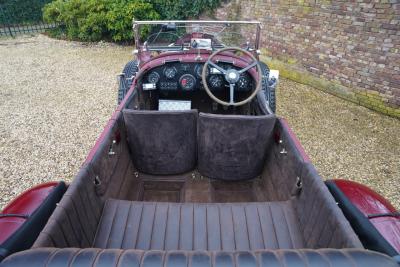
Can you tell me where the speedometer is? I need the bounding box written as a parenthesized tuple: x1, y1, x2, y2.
(164, 67, 177, 79)
(179, 74, 196, 91)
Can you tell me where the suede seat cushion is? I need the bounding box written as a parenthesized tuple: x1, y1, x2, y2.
(198, 113, 276, 180)
(123, 109, 198, 175)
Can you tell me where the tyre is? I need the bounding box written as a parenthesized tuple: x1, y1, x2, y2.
(118, 60, 139, 104)
(259, 61, 276, 113)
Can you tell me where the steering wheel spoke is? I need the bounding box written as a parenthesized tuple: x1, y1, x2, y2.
(229, 83, 235, 104)
(207, 60, 227, 74)
(238, 61, 258, 74)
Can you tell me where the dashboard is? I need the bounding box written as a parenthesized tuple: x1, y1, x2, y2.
(142, 62, 253, 92)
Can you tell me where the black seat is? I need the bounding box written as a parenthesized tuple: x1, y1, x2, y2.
(198, 113, 276, 180)
(123, 109, 198, 175)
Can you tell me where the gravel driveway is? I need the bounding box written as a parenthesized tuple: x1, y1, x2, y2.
(0, 34, 399, 210)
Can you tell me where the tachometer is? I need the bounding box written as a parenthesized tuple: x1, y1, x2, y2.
(179, 74, 196, 91)
(208, 75, 224, 88)
(147, 71, 160, 84)
(164, 67, 177, 79)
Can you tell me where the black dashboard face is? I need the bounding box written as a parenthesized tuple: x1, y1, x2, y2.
(143, 62, 253, 92)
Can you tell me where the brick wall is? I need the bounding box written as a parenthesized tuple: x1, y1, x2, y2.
(209, 0, 400, 117)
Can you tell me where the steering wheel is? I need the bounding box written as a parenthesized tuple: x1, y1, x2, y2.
(202, 47, 262, 106)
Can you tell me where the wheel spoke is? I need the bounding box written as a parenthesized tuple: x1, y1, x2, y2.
(208, 60, 227, 74)
(238, 61, 257, 74)
(229, 83, 235, 105)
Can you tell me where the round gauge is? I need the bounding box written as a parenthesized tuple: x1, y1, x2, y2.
(164, 66, 177, 79)
(179, 74, 196, 91)
(208, 75, 224, 88)
(237, 74, 250, 90)
(147, 71, 160, 84)
(195, 64, 209, 78)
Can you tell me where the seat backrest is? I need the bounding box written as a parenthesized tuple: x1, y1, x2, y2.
(2, 248, 399, 267)
(198, 113, 276, 180)
(123, 109, 198, 175)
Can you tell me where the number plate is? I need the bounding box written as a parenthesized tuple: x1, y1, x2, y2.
(158, 100, 192, 111)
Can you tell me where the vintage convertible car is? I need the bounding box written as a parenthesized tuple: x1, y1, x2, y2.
(0, 21, 399, 267)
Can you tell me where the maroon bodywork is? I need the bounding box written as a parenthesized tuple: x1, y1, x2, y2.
(279, 118, 311, 163)
(0, 182, 59, 244)
(1, 21, 399, 266)
(333, 179, 400, 253)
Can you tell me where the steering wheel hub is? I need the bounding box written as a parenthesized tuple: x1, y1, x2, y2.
(226, 70, 240, 83)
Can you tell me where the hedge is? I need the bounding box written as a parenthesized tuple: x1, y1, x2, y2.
(43, 0, 221, 42)
(0, 0, 52, 24)
(151, 0, 221, 19)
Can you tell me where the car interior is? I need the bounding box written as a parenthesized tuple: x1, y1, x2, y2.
(27, 59, 363, 252)
(2, 47, 398, 267)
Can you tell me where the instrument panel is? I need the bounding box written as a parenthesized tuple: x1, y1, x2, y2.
(142, 62, 253, 92)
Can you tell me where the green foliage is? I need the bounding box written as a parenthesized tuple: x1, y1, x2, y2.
(149, 0, 221, 19)
(43, 0, 221, 42)
(43, 0, 159, 42)
(0, 0, 52, 24)
(106, 1, 159, 41)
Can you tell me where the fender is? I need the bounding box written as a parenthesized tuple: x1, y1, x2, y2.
(0, 182, 67, 261)
(326, 179, 399, 257)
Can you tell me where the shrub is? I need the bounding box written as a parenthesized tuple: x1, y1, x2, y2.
(150, 0, 221, 20)
(43, 0, 221, 42)
(0, 0, 52, 24)
(43, 0, 159, 42)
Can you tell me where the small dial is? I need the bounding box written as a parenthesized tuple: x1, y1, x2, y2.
(179, 74, 196, 90)
(195, 64, 209, 78)
(147, 71, 160, 84)
(164, 66, 177, 79)
(208, 75, 224, 88)
(237, 74, 250, 90)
